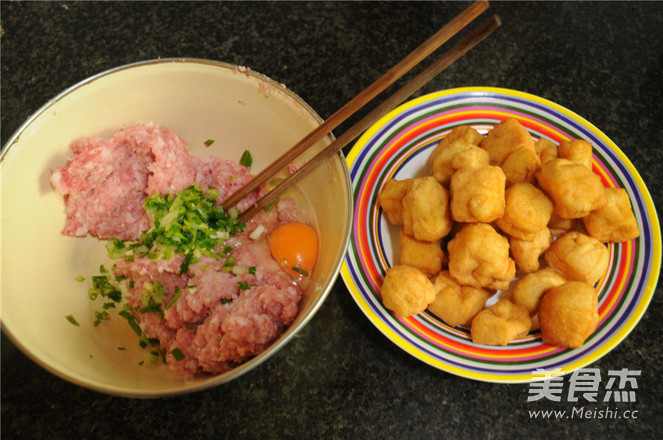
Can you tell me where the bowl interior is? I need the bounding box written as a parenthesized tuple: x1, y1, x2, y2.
(0, 59, 352, 396)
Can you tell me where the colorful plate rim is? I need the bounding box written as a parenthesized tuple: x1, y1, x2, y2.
(341, 86, 662, 383)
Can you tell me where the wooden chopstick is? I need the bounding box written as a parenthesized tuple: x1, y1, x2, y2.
(236, 14, 501, 223)
(221, 0, 490, 212)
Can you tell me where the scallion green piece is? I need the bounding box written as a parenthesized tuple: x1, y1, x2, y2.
(65, 315, 80, 326)
(292, 266, 309, 277)
(166, 286, 183, 310)
(171, 347, 185, 361)
(240, 150, 253, 168)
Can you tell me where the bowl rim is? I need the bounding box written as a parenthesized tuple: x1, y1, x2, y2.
(0, 58, 354, 397)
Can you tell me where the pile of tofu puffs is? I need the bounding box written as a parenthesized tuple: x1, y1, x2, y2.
(378, 118, 640, 349)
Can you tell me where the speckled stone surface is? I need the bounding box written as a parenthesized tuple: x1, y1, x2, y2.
(2, 1, 662, 439)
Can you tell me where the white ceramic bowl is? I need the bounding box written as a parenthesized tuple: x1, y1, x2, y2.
(0, 59, 352, 397)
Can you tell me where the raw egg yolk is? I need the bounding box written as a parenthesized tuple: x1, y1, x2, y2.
(268, 223, 318, 280)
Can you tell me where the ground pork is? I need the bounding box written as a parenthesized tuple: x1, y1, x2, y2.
(114, 242, 303, 377)
(54, 123, 311, 377)
(51, 122, 196, 240)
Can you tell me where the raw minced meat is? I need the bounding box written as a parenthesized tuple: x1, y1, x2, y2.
(50, 122, 260, 241)
(52, 123, 312, 377)
(113, 202, 306, 377)
(51, 122, 196, 240)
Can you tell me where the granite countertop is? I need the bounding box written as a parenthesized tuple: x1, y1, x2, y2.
(2, 1, 662, 438)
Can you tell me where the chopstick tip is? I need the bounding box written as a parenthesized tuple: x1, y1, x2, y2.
(493, 14, 502, 27)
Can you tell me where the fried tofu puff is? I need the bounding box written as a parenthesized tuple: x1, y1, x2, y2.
(381, 265, 436, 316)
(402, 177, 453, 242)
(536, 158, 607, 219)
(538, 281, 599, 349)
(450, 144, 490, 171)
(557, 139, 593, 170)
(427, 271, 490, 327)
(399, 229, 446, 277)
(377, 178, 413, 226)
(496, 183, 553, 240)
(481, 118, 536, 166)
(430, 141, 488, 186)
(450, 165, 506, 223)
(470, 299, 532, 346)
(447, 223, 516, 290)
(428, 125, 484, 184)
(583, 188, 641, 243)
(536, 138, 558, 164)
(509, 227, 552, 274)
(510, 267, 566, 315)
(547, 212, 578, 237)
(480, 119, 540, 185)
(544, 231, 609, 286)
(500, 146, 541, 185)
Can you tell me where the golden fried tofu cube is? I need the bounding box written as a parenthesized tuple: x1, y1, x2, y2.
(430, 141, 489, 186)
(481, 118, 536, 166)
(536, 138, 558, 164)
(496, 183, 553, 240)
(381, 265, 436, 317)
(428, 271, 490, 327)
(547, 212, 578, 237)
(536, 158, 607, 218)
(544, 231, 609, 286)
(450, 144, 490, 171)
(558, 139, 593, 170)
(429, 125, 484, 174)
(402, 176, 452, 242)
(377, 178, 413, 226)
(470, 299, 532, 346)
(450, 165, 506, 223)
(399, 229, 446, 277)
(500, 146, 541, 185)
(509, 227, 552, 274)
(447, 223, 515, 290)
(583, 188, 641, 243)
(538, 281, 599, 349)
(510, 267, 566, 315)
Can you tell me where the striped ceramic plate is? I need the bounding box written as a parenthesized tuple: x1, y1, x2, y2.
(341, 87, 661, 383)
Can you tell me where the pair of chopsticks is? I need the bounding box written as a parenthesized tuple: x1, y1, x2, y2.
(224, 0, 500, 222)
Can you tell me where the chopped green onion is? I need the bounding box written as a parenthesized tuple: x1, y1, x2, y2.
(94, 310, 110, 326)
(105, 238, 127, 259)
(231, 265, 248, 276)
(204, 139, 215, 147)
(240, 150, 253, 168)
(237, 281, 250, 290)
(249, 266, 257, 275)
(292, 266, 309, 277)
(166, 286, 183, 310)
(65, 315, 80, 326)
(139, 303, 164, 317)
(75, 276, 85, 282)
(119, 309, 142, 336)
(89, 275, 122, 303)
(171, 347, 185, 361)
(264, 200, 277, 212)
(123, 185, 245, 274)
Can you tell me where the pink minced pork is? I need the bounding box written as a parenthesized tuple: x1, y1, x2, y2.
(113, 200, 307, 376)
(50, 122, 258, 241)
(51, 123, 309, 376)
